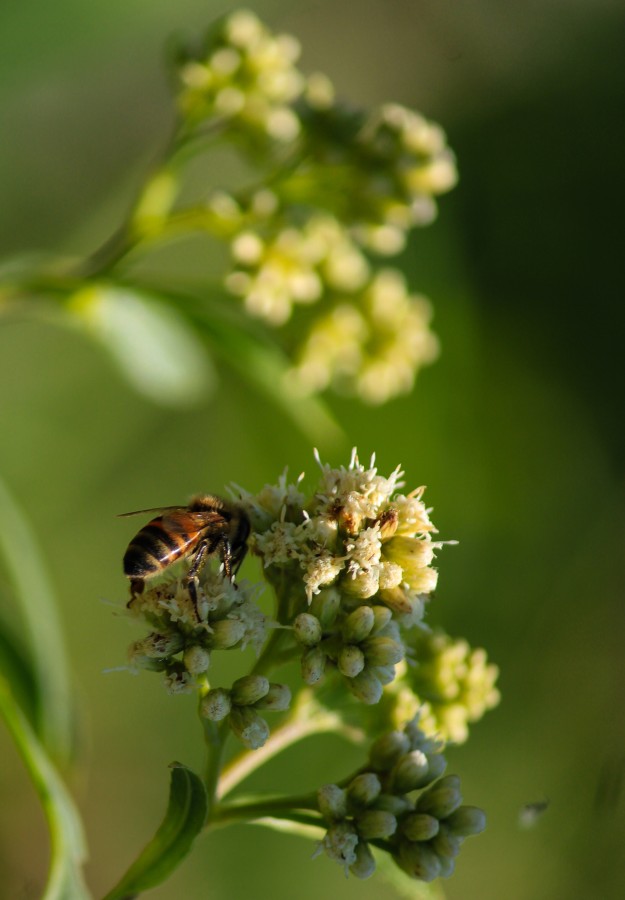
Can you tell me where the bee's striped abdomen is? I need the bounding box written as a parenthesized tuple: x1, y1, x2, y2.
(123, 519, 195, 579)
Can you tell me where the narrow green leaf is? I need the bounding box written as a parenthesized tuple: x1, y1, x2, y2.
(103, 763, 208, 900)
(0, 678, 91, 900)
(67, 284, 215, 407)
(0, 475, 73, 761)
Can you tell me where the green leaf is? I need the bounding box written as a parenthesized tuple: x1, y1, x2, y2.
(67, 284, 216, 407)
(0, 475, 74, 761)
(0, 678, 91, 900)
(103, 763, 208, 900)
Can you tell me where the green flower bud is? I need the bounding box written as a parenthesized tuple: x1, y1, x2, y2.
(322, 821, 359, 868)
(309, 587, 341, 629)
(343, 606, 375, 643)
(301, 645, 326, 684)
(200, 688, 232, 721)
(347, 668, 383, 705)
(430, 823, 463, 860)
(318, 784, 348, 821)
(349, 839, 376, 879)
(254, 682, 291, 711)
(390, 750, 430, 793)
(356, 809, 397, 840)
(338, 644, 366, 678)
(422, 751, 447, 785)
(376, 663, 398, 685)
(183, 645, 211, 675)
(417, 775, 463, 819)
(438, 855, 456, 879)
(347, 773, 381, 809)
(373, 793, 413, 816)
(231, 674, 270, 706)
(229, 705, 270, 750)
(445, 805, 487, 837)
(369, 730, 411, 771)
(210, 618, 246, 649)
(362, 635, 404, 667)
(396, 839, 442, 882)
(401, 812, 440, 842)
(370, 605, 393, 634)
(293, 613, 322, 646)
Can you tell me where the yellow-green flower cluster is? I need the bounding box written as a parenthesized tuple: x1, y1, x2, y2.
(317, 718, 485, 881)
(386, 630, 501, 744)
(290, 268, 439, 404)
(176, 9, 305, 142)
(200, 674, 291, 749)
(127, 569, 268, 694)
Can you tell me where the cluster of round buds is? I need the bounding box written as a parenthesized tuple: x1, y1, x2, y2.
(175, 9, 306, 143)
(290, 268, 439, 404)
(387, 630, 501, 744)
(245, 450, 441, 631)
(200, 674, 291, 749)
(127, 569, 268, 694)
(225, 215, 370, 326)
(317, 719, 485, 881)
(294, 603, 405, 704)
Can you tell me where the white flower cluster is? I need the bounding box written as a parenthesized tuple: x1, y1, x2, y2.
(241, 450, 440, 626)
(177, 9, 306, 141)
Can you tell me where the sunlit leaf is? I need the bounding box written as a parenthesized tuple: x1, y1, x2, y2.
(102, 763, 207, 900)
(0, 475, 73, 761)
(67, 284, 215, 407)
(0, 678, 91, 900)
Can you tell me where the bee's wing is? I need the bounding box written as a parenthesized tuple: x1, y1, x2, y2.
(117, 506, 184, 518)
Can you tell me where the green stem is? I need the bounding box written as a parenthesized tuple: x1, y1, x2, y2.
(217, 690, 364, 800)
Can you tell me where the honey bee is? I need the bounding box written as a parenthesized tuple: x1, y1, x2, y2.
(120, 494, 250, 617)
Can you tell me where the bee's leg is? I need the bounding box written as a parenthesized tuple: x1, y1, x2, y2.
(220, 539, 233, 580)
(187, 541, 209, 619)
(127, 577, 145, 609)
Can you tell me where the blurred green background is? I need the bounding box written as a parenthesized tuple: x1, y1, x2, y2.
(1, 1, 623, 898)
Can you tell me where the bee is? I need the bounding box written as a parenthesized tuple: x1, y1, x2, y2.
(119, 494, 250, 617)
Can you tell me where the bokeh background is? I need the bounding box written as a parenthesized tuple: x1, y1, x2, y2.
(1, 1, 624, 898)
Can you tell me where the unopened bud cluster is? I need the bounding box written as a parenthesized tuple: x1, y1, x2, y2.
(317, 719, 485, 881)
(168, 9, 456, 404)
(388, 629, 501, 744)
(127, 569, 268, 694)
(200, 674, 291, 749)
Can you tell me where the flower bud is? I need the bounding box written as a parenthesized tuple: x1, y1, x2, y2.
(376, 507, 399, 540)
(369, 730, 411, 771)
(438, 855, 456, 878)
(445, 805, 487, 837)
(422, 751, 447, 785)
(349, 839, 376, 879)
(338, 645, 366, 678)
(254, 682, 291, 711)
(391, 750, 430, 793)
(416, 775, 462, 819)
(322, 821, 359, 868)
(229, 706, 270, 750)
(301, 646, 326, 684)
(395, 839, 442, 882)
(401, 812, 440, 842)
(430, 823, 463, 859)
(342, 606, 375, 643)
(370, 605, 393, 634)
(347, 668, 383, 705)
(210, 618, 246, 649)
(183, 645, 211, 675)
(373, 793, 412, 816)
(347, 773, 381, 809)
(376, 664, 397, 685)
(362, 636, 404, 667)
(231, 674, 270, 706)
(356, 809, 397, 840)
(318, 784, 348, 820)
(309, 587, 341, 628)
(200, 688, 232, 721)
(293, 613, 322, 646)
